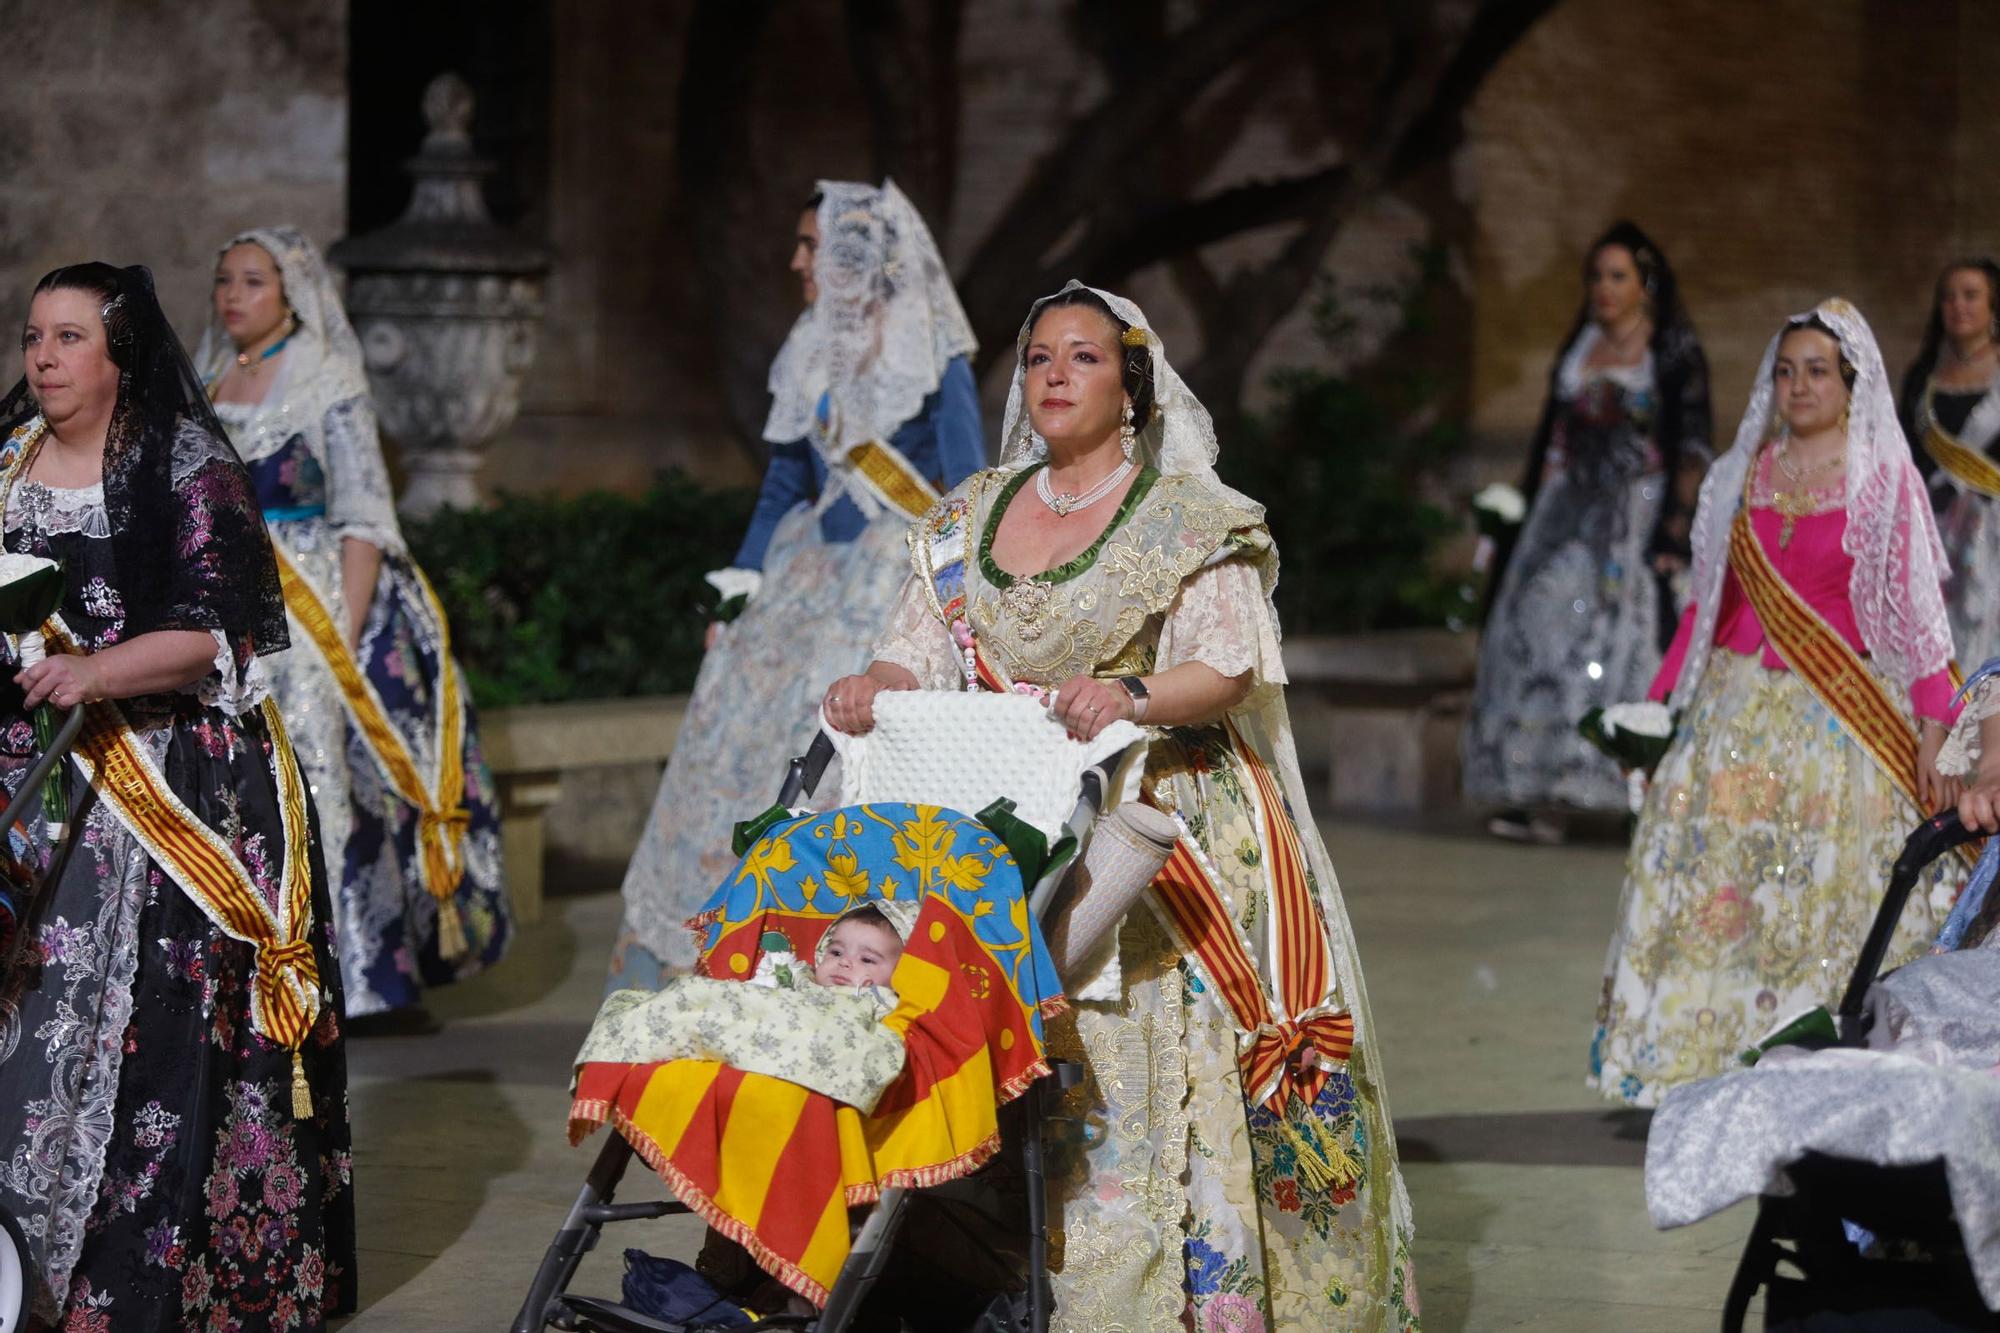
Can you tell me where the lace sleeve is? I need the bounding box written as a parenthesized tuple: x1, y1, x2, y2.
(1156, 558, 1286, 685)
(322, 397, 405, 555)
(870, 573, 960, 689)
(185, 629, 269, 715)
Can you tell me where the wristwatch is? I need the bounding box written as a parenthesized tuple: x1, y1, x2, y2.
(1116, 675, 1150, 721)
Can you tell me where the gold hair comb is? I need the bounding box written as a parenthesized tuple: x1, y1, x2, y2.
(1121, 325, 1150, 348)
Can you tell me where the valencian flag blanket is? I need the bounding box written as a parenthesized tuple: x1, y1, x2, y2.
(571, 802, 1065, 1304)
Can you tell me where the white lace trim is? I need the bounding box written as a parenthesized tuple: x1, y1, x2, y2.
(1556, 323, 1654, 398)
(4, 481, 111, 539)
(1678, 299, 1953, 708)
(196, 629, 268, 713)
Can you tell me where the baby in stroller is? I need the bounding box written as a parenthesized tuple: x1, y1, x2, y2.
(577, 897, 917, 1118)
(532, 691, 1158, 1333)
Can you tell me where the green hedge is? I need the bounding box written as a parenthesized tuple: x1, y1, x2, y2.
(406, 471, 756, 707)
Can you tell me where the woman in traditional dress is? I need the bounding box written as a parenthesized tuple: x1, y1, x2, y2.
(197, 227, 509, 1017)
(0, 263, 354, 1326)
(1591, 299, 1968, 1107)
(1899, 258, 2000, 667)
(1464, 222, 1712, 843)
(823, 282, 1418, 1331)
(609, 179, 984, 989)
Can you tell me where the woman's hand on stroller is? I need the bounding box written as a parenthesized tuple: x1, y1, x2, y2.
(1919, 719, 1964, 814)
(1052, 675, 1136, 741)
(823, 662, 918, 734)
(16, 653, 102, 710)
(1958, 727, 2000, 833)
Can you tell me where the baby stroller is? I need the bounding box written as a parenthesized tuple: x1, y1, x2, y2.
(514, 692, 1149, 1333)
(1645, 810, 2000, 1331)
(0, 703, 86, 1332)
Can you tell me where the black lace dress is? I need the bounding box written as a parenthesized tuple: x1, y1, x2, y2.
(0, 428, 354, 1330)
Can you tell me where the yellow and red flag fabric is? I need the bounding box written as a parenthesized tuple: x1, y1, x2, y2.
(571, 802, 1064, 1305)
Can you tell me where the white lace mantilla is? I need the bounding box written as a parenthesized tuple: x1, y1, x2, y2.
(763, 179, 976, 455)
(1679, 298, 1953, 708)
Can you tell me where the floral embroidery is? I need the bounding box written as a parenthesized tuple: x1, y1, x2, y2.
(1248, 1072, 1366, 1242)
(78, 577, 121, 621)
(185, 1080, 317, 1330)
(60, 1277, 114, 1332)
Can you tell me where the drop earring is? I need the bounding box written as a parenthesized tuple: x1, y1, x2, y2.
(1119, 401, 1136, 461)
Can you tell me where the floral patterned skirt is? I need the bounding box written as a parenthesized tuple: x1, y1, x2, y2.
(1589, 649, 1964, 1107)
(266, 514, 510, 1016)
(0, 706, 355, 1329)
(609, 506, 912, 988)
(1462, 466, 1671, 813)
(1045, 723, 1418, 1332)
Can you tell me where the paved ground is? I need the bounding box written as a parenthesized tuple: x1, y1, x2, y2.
(335, 815, 1756, 1331)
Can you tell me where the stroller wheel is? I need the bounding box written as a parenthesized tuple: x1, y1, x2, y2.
(0, 1205, 29, 1331)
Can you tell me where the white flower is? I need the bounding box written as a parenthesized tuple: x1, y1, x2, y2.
(703, 567, 763, 604)
(1471, 482, 1526, 523)
(1602, 701, 1674, 738)
(0, 553, 57, 587)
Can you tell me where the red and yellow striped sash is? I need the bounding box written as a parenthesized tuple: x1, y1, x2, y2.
(1924, 422, 2000, 500)
(272, 547, 472, 957)
(47, 618, 322, 1112)
(1146, 722, 1349, 1113)
(1727, 502, 1979, 870)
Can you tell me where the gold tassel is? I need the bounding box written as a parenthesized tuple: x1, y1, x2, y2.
(436, 898, 468, 960)
(1280, 1115, 1360, 1194)
(291, 1051, 313, 1119)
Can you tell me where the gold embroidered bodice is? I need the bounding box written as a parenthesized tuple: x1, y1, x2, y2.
(953, 467, 1271, 686)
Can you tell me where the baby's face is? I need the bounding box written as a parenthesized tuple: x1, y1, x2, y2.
(818, 917, 903, 988)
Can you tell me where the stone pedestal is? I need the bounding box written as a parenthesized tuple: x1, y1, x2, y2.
(329, 72, 550, 517)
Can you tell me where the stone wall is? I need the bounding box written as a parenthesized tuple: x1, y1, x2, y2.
(0, 1, 346, 351)
(485, 1, 1451, 496)
(1463, 0, 1998, 466)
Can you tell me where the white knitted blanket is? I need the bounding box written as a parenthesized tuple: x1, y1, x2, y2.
(828, 690, 1146, 839)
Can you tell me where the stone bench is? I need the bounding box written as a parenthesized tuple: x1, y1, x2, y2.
(1283, 628, 1478, 814)
(481, 695, 686, 923)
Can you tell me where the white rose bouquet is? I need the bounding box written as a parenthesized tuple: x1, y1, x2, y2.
(1470, 482, 1526, 573)
(0, 553, 69, 834)
(1579, 701, 1677, 814)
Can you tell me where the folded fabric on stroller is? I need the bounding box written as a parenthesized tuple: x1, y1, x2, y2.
(1647, 934, 2000, 1316)
(570, 799, 1072, 1307)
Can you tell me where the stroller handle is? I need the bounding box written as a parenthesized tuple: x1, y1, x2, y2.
(778, 731, 839, 808)
(1836, 809, 1984, 1035)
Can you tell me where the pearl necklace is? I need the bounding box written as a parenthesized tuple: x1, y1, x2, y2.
(1035, 459, 1133, 517)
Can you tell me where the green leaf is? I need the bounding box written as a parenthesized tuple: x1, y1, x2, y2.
(0, 562, 65, 631)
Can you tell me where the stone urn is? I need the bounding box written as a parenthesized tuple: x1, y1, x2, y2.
(330, 72, 552, 517)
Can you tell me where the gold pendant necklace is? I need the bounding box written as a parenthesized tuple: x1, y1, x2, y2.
(1771, 440, 1842, 549)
